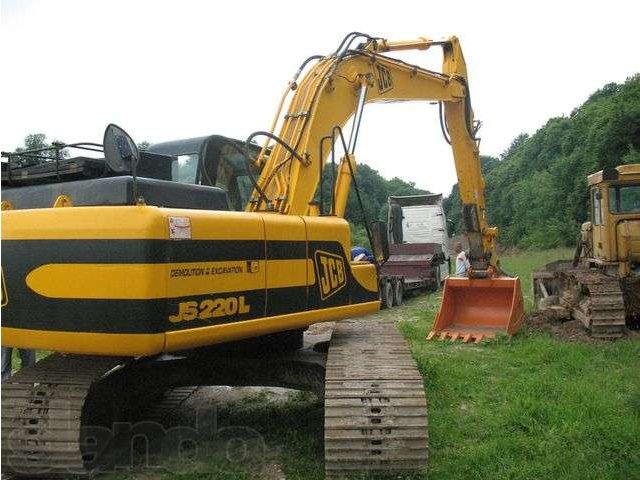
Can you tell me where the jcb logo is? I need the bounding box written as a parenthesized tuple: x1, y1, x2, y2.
(375, 64, 393, 94)
(314, 250, 347, 300)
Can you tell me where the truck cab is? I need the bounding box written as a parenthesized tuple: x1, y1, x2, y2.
(376, 194, 450, 307)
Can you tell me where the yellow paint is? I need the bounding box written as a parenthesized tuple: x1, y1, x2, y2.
(2, 206, 167, 240)
(582, 164, 640, 273)
(52, 194, 73, 208)
(25, 259, 318, 300)
(350, 262, 378, 292)
(1, 301, 379, 356)
(1, 327, 165, 356)
(304, 216, 351, 247)
(333, 154, 356, 218)
(266, 259, 314, 289)
(247, 35, 498, 268)
(164, 300, 380, 352)
(263, 214, 306, 241)
(1, 206, 267, 241)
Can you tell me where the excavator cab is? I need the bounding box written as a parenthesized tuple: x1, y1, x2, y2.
(146, 135, 264, 211)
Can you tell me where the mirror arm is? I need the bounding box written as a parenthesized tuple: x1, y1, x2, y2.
(131, 155, 139, 205)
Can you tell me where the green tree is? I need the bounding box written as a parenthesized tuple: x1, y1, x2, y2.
(443, 74, 640, 248)
(315, 161, 428, 247)
(13, 133, 68, 166)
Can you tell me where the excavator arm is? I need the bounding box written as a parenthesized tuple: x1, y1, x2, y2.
(249, 33, 523, 341)
(248, 34, 497, 273)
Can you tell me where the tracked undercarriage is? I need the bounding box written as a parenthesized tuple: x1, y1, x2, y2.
(533, 260, 631, 338)
(1, 319, 428, 478)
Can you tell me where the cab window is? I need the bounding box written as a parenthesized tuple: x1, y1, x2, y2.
(592, 188, 603, 225)
(608, 184, 640, 214)
(209, 144, 261, 211)
(172, 154, 198, 184)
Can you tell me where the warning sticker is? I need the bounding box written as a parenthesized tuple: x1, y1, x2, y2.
(169, 216, 191, 240)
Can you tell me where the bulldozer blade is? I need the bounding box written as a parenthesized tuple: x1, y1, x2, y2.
(428, 277, 524, 342)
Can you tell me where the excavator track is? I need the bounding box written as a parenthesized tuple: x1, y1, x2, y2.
(2, 321, 429, 479)
(564, 270, 627, 338)
(1, 354, 122, 477)
(324, 318, 428, 477)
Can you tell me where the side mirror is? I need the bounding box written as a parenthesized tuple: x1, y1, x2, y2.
(103, 124, 141, 204)
(370, 221, 390, 265)
(103, 124, 140, 173)
(446, 218, 455, 237)
(389, 204, 404, 244)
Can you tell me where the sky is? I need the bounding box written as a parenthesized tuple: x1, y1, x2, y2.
(1, 0, 639, 195)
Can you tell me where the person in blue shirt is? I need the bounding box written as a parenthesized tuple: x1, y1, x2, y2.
(351, 246, 374, 263)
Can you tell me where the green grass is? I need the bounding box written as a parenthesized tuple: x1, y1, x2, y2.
(102, 248, 639, 480)
(400, 299, 640, 479)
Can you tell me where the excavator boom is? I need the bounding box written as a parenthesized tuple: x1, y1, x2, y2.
(247, 33, 523, 340)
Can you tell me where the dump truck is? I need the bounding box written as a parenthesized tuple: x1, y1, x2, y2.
(1, 33, 523, 477)
(378, 193, 450, 307)
(533, 164, 640, 337)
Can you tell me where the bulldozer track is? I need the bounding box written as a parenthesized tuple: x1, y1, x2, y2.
(324, 318, 428, 477)
(565, 270, 626, 338)
(1, 354, 122, 477)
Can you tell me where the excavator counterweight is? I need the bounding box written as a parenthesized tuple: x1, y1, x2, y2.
(428, 277, 524, 342)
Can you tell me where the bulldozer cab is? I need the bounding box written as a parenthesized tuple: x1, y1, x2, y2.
(586, 165, 640, 271)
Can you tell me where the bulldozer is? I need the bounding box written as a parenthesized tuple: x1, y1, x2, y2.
(533, 164, 640, 338)
(1, 33, 523, 477)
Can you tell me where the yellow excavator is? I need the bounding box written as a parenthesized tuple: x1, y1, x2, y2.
(1, 33, 523, 477)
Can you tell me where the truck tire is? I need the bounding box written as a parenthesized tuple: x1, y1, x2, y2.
(393, 279, 404, 306)
(381, 280, 393, 309)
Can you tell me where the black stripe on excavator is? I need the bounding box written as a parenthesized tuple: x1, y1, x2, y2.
(2, 284, 373, 334)
(3, 239, 266, 264)
(0, 239, 353, 272)
(3, 239, 311, 263)
(266, 240, 307, 260)
(1, 239, 377, 334)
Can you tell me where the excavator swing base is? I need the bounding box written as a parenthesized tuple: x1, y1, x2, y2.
(427, 277, 524, 342)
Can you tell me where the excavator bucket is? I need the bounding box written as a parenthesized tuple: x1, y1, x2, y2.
(427, 277, 524, 342)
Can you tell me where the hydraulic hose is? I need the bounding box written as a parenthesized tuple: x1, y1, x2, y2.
(243, 131, 304, 208)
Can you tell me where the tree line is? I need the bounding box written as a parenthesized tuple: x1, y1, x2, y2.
(444, 74, 640, 248)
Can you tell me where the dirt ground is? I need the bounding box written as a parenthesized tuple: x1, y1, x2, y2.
(526, 309, 640, 342)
